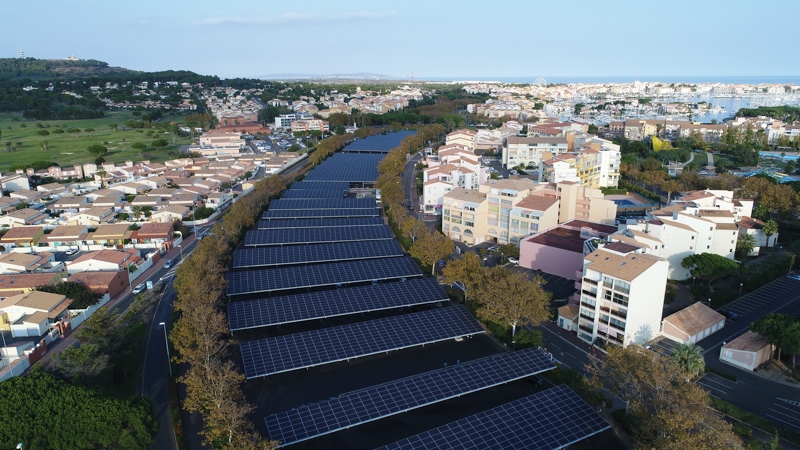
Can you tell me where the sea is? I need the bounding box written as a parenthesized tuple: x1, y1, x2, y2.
(428, 76, 800, 85)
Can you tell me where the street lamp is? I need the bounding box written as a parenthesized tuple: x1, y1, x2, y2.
(158, 322, 172, 377)
(692, 276, 695, 286)
(708, 298, 712, 308)
(178, 245, 183, 260)
(739, 282, 743, 297)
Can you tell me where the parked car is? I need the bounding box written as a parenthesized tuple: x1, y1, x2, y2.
(507, 257, 519, 264)
(65, 248, 78, 255)
(132, 283, 146, 294)
(164, 259, 174, 269)
(528, 375, 543, 386)
(487, 245, 499, 253)
(723, 311, 740, 321)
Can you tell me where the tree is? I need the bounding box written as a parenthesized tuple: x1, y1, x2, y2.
(409, 230, 454, 275)
(108, 123, 118, 132)
(762, 220, 779, 247)
(400, 216, 428, 243)
(442, 252, 488, 302)
(498, 243, 520, 260)
(44, 343, 110, 385)
(37, 129, 50, 137)
(681, 253, 739, 284)
(85, 127, 95, 137)
(736, 233, 756, 257)
(87, 144, 108, 158)
(39, 140, 48, 151)
(751, 313, 800, 366)
(0, 372, 157, 449)
(151, 138, 169, 149)
(670, 342, 705, 381)
(131, 142, 147, 153)
(475, 269, 550, 337)
(52, 127, 64, 138)
(585, 346, 743, 450)
(661, 179, 683, 203)
(36, 281, 102, 309)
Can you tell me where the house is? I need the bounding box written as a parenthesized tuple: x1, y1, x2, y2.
(0, 291, 71, 338)
(661, 302, 726, 344)
(38, 225, 89, 251)
(738, 216, 778, 255)
(68, 270, 129, 299)
(0, 273, 61, 299)
(67, 207, 115, 226)
(0, 252, 55, 275)
(51, 196, 90, 213)
(719, 330, 774, 371)
(574, 247, 668, 347)
(0, 226, 44, 250)
(556, 304, 580, 333)
(108, 182, 148, 195)
(445, 129, 478, 151)
(131, 222, 176, 250)
(67, 249, 141, 275)
(205, 192, 231, 209)
(151, 205, 189, 223)
(0, 208, 48, 227)
(83, 188, 125, 203)
(0, 197, 21, 213)
(0, 174, 31, 192)
(85, 224, 133, 247)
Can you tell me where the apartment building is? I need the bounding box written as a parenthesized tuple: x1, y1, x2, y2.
(576, 248, 668, 347)
(445, 129, 477, 152)
(503, 136, 569, 169)
(290, 119, 329, 133)
(421, 145, 488, 215)
(539, 137, 621, 189)
(441, 179, 617, 246)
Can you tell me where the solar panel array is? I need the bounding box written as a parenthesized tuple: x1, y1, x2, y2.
(257, 217, 385, 230)
(261, 208, 379, 219)
(269, 198, 376, 210)
(303, 153, 385, 182)
(226, 256, 422, 296)
(239, 305, 483, 378)
(280, 189, 346, 199)
(228, 277, 447, 330)
(376, 385, 610, 450)
(233, 240, 403, 268)
(243, 225, 393, 247)
(342, 131, 417, 153)
(264, 347, 555, 446)
(289, 181, 350, 191)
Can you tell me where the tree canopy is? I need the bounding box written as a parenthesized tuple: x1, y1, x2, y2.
(0, 371, 157, 449)
(473, 269, 550, 337)
(36, 281, 102, 309)
(681, 253, 739, 283)
(86, 144, 108, 158)
(751, 313, 800, 368)
(585, 346, 743, 449)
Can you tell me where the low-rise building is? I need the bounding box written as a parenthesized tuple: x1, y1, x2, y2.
(503, 136, 569, 169)
(38, 225, 89, 251)
(660, 302, 725, 344)
(0, 291, 71, 338)
(69, 271, 130, 299)
(0, 226, 44, 250)
(719, 331, 774, 371)
(0, 273, 61, 299)
(0, 252, 55, 274)
(0, 208, 48, 227)
(67, 249, 141, 275)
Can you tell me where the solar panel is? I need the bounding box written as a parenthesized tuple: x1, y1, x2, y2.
(258, 217, 385, 229)
(303, 153, 385, 183)
(342, 131, 416, 153)
(269, 198, 376, 210)
(239, 305, 483, 379)
(226, 256, 422, 296)
(376, 384, 610, 450)
(228, 277, 447, 330)
(234, 240, 403, 268)
(265, 347, 555, 446)
(289, 181, 350, 191)
(261, 209, 380, 219)
(243, 225, 393, 246)
(280, 189, 346, 199)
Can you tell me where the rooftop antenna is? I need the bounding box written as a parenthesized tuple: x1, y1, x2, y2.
(19, 50, 24, 59)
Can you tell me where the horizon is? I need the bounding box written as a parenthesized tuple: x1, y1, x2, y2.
(3, 0, 799, 80)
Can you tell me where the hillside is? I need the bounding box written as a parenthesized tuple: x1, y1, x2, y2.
(0, 57, 139, 79)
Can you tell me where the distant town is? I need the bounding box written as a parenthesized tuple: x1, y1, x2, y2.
(1, 56, 800, 450)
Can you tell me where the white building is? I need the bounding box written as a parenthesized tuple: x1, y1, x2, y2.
(503, 136, 569, 169)
(421, 145, 488, 215)
(576, 247, 668, 347)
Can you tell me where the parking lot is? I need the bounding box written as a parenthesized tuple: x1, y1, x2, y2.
(718, 276, 800, 319)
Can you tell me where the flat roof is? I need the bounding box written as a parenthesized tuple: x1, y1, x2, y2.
(526, 226, 585, 253)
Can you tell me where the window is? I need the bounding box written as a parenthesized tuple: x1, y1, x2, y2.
(691, 236, 694, 240)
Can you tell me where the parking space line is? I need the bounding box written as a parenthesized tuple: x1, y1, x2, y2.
(765, 413, 800, 431)
(699, 375, 733, 390)
(698, 381, 729, 394)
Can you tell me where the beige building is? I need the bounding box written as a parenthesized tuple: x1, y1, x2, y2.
(445, 129, 477, 152)
(503, 136, 569, 169)
(441, 179, 616, 246)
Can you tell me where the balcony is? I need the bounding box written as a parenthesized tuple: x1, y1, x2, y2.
(579, 313, 594, 322)
(580, 301, 595, 310)
(579, 324, 594, 334)
(582, 277, 598, 286)
(599, 306, 627, 319)
(609, 322, 625, 332)
(581, 289, 597, 298)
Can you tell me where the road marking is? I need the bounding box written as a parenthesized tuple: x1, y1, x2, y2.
(765, 413, 800, 431)
(698, 381, 728, 394)
(700, 375, 733, 389)
(777, 398, 800, 407)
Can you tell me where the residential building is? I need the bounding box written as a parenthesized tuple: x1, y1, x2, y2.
(440, 188, 487, 246)
(38, 225, 89, 251)
(290, 118, 329, 133)
(0, 252, 55, 275)
(67, 249, 141, 275)
(503, 136, 569, 169)
(0, 273, 61, 299)
(0, 208, 48, 228)
(0, 226, 44, 250)
(67, 207, 115, 226)
(519, 220, 617, 280)
(69, 271, 130, 299)
(575, 248, 668, 347)
(85, 224, 133, 247)
(0, 174, 31, 192)
(0, 291, 71, 338)
(131, 222, 177, 250)
(445, 129, 477, 152)
(421, 145, 488, 215)
(738, 217, 778, 255)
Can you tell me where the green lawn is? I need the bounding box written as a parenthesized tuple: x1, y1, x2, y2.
(692, 151, 708, 167)
(0, 111, 194, 172)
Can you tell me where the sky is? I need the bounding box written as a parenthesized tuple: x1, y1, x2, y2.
(4, 0, 800, 80)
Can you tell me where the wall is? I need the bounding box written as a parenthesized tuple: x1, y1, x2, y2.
(623, 259, 668, 346)
(520, 241, 583, 281)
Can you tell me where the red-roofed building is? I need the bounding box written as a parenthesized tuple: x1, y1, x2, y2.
(69, 270, 129, 299)
(520, 220, 616, 281)
(67, 249, 141, 275)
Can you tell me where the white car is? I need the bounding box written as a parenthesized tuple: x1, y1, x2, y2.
(507, 257, 519, 264)
(132, 283, 146, 294)
(65, 248, 78, 255)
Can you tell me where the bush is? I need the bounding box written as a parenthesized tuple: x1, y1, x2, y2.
(543, 365, 607, 407)
(733, 423, 752, 437)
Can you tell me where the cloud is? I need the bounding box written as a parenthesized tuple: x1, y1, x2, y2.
(196, 10, 397, 26)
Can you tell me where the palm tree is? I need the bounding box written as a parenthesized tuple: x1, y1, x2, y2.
(736, 233, 756, 257)
(671, 342, 705, 381)
(762, 220, 778, 247)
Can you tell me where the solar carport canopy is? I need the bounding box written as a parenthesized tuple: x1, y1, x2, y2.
(243, 225, 393, 247)
(264, 347, 555, 446)
(261, 208, 379, 219)
(376, 385, 610, 450)
(257, 217, 384, 230)
(225, 256, 422, 296)
(239, 305, 483, 378)
(227, 277, 447, 330)
(233, 240, 403, 268)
